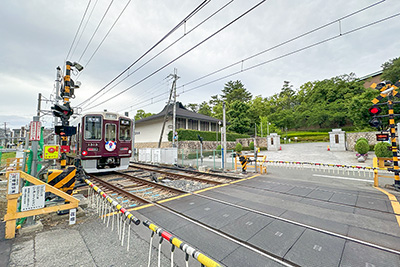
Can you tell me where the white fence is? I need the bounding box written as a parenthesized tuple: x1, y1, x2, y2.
(138, 148, 178, 165)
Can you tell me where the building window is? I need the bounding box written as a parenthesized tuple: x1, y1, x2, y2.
(188, 119, 198, 130)
(211, 123, 216, 131)
(200, 121, 209, 131)
(176, 118, 186, 129)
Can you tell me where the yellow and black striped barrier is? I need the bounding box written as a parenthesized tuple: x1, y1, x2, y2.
(143, 220, 221, 267)
(47, 165, 76, 195)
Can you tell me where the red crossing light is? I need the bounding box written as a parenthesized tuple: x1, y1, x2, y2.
(368, 106, 381, 115)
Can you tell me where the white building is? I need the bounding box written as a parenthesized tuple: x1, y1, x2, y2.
(135, 102, 221, 147)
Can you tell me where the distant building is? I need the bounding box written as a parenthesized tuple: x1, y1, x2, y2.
(135, 102, 221, 147)
(359, 70, 383, 89)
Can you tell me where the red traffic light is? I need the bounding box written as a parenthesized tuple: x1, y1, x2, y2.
(368, 106, 381, 115)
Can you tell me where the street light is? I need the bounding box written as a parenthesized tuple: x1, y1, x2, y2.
(267, 122, 271, 136)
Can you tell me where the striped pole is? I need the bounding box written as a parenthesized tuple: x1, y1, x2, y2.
(387, 95, 400, 189)
(143, 220, 221, 267)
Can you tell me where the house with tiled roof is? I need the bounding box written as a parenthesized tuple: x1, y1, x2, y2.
(134, 102, 221, 147)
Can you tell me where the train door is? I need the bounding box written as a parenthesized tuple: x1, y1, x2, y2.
(104, 123, 117, 153)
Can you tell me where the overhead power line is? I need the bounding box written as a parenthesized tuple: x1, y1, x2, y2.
(70, 0, 100, 60)
(80, 0, 234, 109)
(78, 0, 115, 62)
(82, 0, 132, 69)
(65, 0, 92, 61)
(77, 0, 212, 109)
(84, 0, 269, 111)
(118, 9, 399, 113)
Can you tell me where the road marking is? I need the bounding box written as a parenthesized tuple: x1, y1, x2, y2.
(374, 186, 400, 227)
(275, 231, 283, 237)
(313, 174, 373, 183)
(313, 245, 322, 252)
(157, 193, 191, 203)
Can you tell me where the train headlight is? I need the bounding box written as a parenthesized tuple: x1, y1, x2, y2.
(82, 151, 88, 156)
(128, 150, 132, 154)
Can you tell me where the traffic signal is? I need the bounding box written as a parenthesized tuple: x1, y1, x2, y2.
(51, 103, 73, 120)
(369, 117, 382, 129)
(368, 106, 382, 116)
(197, 134, 203, 144)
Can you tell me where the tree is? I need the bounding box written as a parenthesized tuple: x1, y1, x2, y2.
(227, 100, 251, 134)
(134, 109, 153, 120)
(381, 57, 400, 83)
(221, 80, 252, 104)
(185, 103, 198, 112)
(198, 101, 212, 116)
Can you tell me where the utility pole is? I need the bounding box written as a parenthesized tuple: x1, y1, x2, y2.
(254, 123, 257, 173)
(54, 66, 62, 145)
(158, 72, 177, 148)
(4, 122, 8, 148)
(222, 101, 227, 171)
(171, 69, 179, 147)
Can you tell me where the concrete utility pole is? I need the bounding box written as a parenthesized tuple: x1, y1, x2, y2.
(222, 101, 227, 171)
(171, 69, 179, 147)
(4, 122, 8, 148)
(54, 67, 62, 145)
(158, 71, 178, 148)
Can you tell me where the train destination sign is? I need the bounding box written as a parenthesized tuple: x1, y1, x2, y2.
(376, 133, 389, 141)
(21, 184, 45, 212)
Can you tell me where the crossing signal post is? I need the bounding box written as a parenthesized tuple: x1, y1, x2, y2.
(370, 80, 400, 190)
(48, 61, 83, 206)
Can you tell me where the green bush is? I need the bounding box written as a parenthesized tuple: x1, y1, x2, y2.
(235, 143, 243, 153)
(369, 144, 375, 151)
(356, 137, 369, 145)
(216, 144, 222, 155)
(374, 142, 393, 158)
(168, 129, 249, 141)
(355, 140, 369, 155)
(249, 141, 254, 150)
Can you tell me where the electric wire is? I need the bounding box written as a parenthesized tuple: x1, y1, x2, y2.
(113, 0, 387, 112)
(70, 0, 100, 60)
(65, 0, 92, 61)
(80, 0, 132, 70)
(76, 0, 211, 108)
(80, 0, 234, 109)
(78, 0, 115, 62)
(84, 0, 269, 111)
(117, 11, 400, 113)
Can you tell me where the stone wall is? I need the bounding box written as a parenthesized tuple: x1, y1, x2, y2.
(236, 137, 268, 148)
(134, 137, 268, 151)
(346, 131, 380, 151)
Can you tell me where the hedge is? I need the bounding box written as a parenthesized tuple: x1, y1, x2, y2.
(168, 129, 249, 142)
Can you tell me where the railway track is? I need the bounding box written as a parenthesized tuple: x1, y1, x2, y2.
(128, 162, 241, 185)
(88, 172, 187, 208)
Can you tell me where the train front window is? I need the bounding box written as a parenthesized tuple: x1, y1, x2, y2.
(105, 124, 116, 142)
(119, 119, 131, 141)
(84, 116, 102, 140)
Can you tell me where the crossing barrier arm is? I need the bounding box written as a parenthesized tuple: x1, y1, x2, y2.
(143, 220, 221, 267)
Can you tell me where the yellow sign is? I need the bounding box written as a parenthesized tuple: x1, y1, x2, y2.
(44, 145, 59, 159)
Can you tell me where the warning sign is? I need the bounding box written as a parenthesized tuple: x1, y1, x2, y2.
(8, 172, 20, 195)
(21, 184, 45, 211)
(29, 121, 41, 141)
(44, 145, 59, 159)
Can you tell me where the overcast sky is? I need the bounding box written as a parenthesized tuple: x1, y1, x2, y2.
(1, 0, 400, 129)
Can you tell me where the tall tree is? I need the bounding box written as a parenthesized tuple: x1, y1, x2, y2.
(381, 57, 400, 83)
(221, 80, 252, 104)
(198, 101, 212, 116)
(134, 109, 153, 120)
(185, 103, 198, 112)
(227, 100, 251, 134)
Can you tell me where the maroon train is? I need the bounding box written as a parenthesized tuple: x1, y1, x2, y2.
(69, 111, 133, 173)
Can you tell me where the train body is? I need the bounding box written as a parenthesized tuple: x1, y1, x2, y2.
(69, 111, 133, 173)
